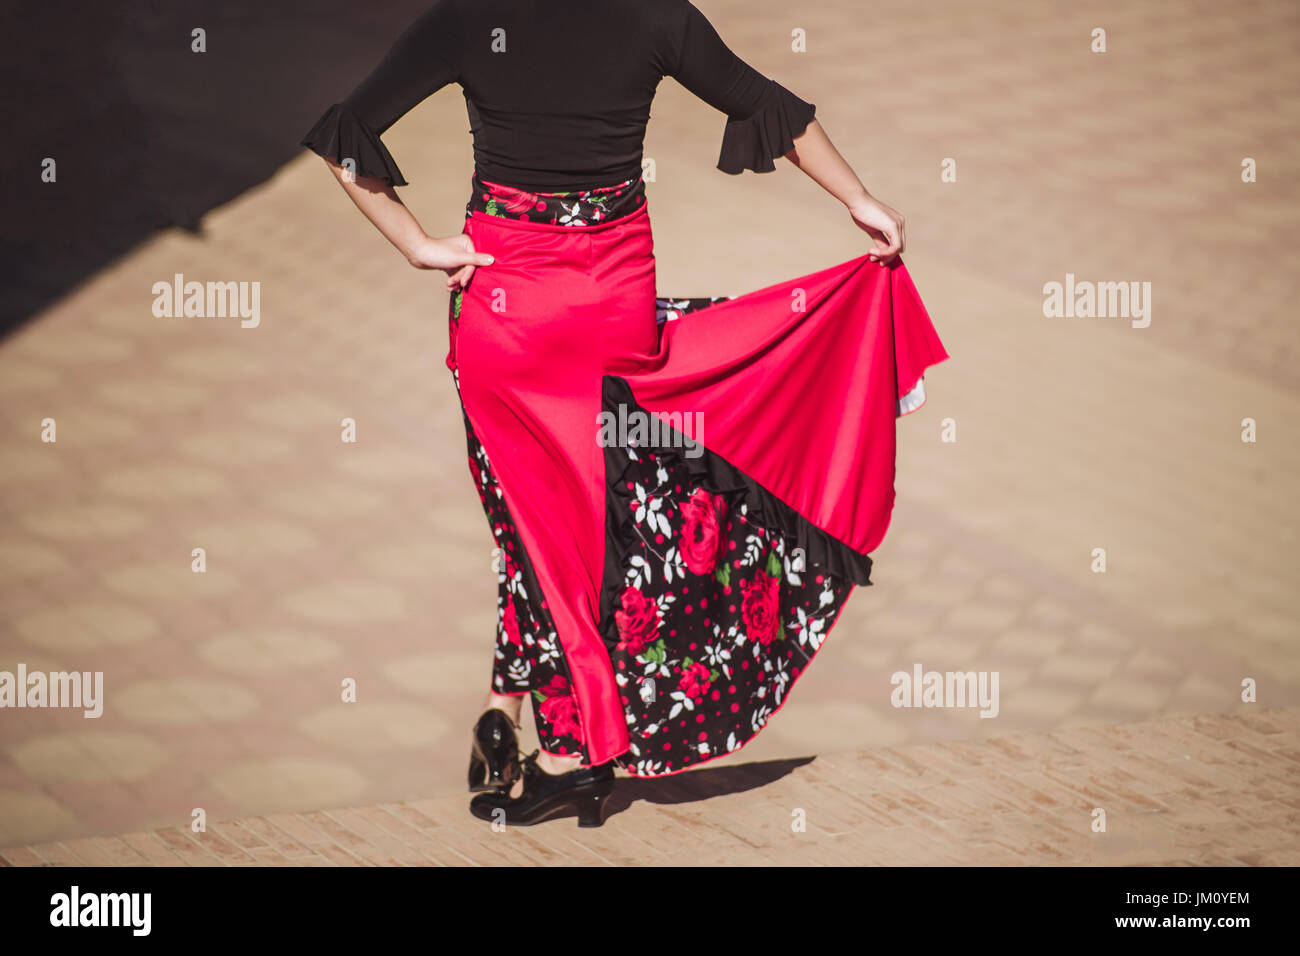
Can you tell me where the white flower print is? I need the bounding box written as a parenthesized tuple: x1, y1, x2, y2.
(783, 551, 803, 587)
(626, 553, 651, 589)
(536, 631, 561, 666)
(667, 689, 695, 720)
(663, 545, 684, 583)
(771, 655, 791, 704)
(507, 658, 532, 685)
(655, 298, 691, 323)
(702, 640, 731, 670)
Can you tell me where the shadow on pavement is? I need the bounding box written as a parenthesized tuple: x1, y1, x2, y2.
(0, 0, 428, 338)
(608, 756, 817, 814)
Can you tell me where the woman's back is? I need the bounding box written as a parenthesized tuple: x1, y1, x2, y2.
(304, 0, 816, 191)
(300, 0, 934, 809)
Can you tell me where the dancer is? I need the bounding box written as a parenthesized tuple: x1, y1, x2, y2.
(301, 0, 948, 827)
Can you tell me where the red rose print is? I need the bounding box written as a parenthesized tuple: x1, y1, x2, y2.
(539, 675, 582, 740)
(740, 570, 781, 645)
(489, 182, 543, 214)
(680, 488, 727, 575)
(614, 586, 660, 655)
(468, 455, 483, 490)
(678, 661, 712, 699)
(502, 596, 522, 649)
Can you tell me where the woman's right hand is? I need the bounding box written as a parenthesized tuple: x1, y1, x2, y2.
(848, 195, 906, 266)
(407, 233, 496, 291)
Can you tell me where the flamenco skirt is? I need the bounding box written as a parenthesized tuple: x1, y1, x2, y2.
(448, 172, 949, 777)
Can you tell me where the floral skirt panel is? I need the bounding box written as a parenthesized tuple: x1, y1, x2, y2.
(448, 171, 949, 776)
(596, 370, 860, 776)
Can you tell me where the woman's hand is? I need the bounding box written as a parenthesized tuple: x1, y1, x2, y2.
(407, 233, 496, 291)
(321, 161, 493, 290)
(782, 121, 905, 265)
(847, 195, 906, 266)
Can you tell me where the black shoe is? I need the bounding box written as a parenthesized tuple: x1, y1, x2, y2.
(467, 709, 521, 793)
(469, 750, 615, 827)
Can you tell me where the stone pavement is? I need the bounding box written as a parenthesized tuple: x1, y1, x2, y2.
(1, 0, 1298, 853)
(3, 708, 1296, 866)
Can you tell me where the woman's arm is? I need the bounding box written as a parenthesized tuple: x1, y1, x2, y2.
(302, 0, 492, 290)
(322, 159, 494, 291)
(667, 0, 905, 264)
(783, 120, 906, 265)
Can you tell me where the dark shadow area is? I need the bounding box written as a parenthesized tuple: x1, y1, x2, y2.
(482, 756, 817, 828)
(605, 755, 817, 818)
(0, 0, 431, 338)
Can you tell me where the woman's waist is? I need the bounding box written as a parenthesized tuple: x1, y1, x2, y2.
(465, 170, 648, 230)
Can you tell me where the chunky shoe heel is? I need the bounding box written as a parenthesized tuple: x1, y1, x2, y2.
(469, 751, 616, 827)
(467, 754, 488, 791)
(467, 709, 521, 793)
(575, 783, 615, 828)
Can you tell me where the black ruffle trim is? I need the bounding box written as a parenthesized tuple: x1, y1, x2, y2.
(596, 374, 871, 648)
(300, 103, 409, 187)
(717, 80, 816, 175)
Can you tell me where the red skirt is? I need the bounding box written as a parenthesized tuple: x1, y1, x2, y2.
(447, 174, 948, 776)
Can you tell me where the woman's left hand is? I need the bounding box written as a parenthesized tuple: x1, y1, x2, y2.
(847, 195, 905, 266)
(408, 234, 495, 291)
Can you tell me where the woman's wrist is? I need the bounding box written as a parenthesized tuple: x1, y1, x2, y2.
(844, 189, 874, 212)
(401, 232, 436, 268)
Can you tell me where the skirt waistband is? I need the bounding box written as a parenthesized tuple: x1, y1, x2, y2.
(465, 171, 647, 228)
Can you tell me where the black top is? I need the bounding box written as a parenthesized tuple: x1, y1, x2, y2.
(300, 0, 816, 191)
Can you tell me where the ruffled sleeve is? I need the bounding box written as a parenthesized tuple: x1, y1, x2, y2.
(300, 103, 409, 187)
(298, 0, 463, 188)
(716, 79, 816, 175)
(667, 0, 816, 176)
